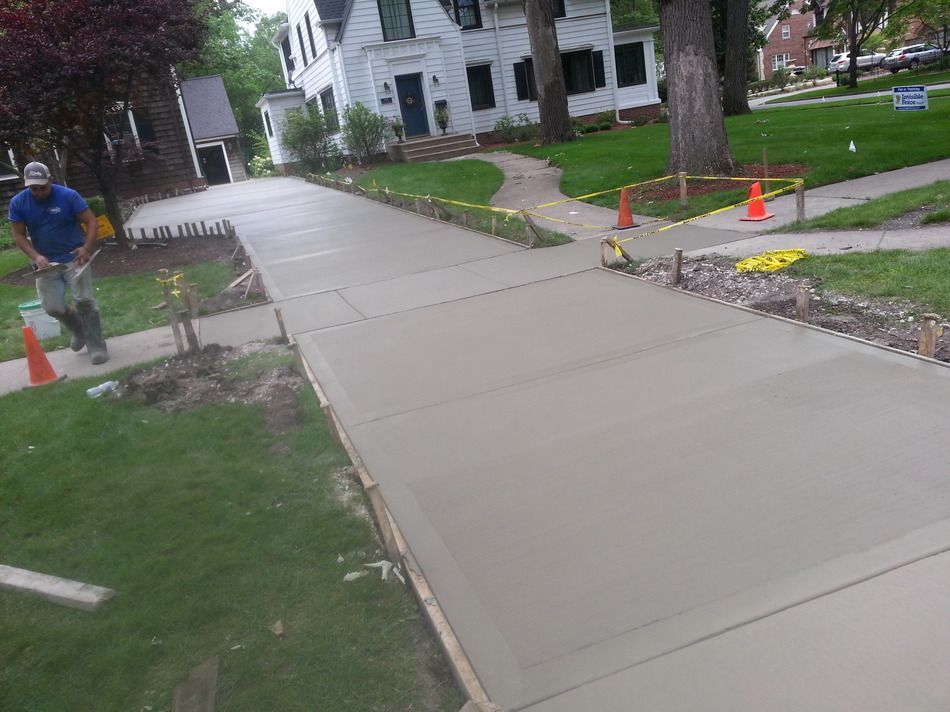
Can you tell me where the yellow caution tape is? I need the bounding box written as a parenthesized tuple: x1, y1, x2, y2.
(735, 249, 808, 273)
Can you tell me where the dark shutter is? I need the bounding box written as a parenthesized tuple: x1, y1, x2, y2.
(593, 50, 606, 88)
(514, 62, 528, 101)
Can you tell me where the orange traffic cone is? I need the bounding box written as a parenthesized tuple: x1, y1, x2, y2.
(22, 326, 62, 387)
(740, 181, 774, 222)
(614, 187, 637, 230)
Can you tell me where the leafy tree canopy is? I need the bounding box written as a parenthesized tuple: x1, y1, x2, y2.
(181, 1, 286, 153)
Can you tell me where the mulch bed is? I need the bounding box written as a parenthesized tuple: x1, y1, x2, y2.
(630, 163, 809, 204)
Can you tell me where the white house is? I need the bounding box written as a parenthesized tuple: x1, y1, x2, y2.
(257, 0, 659, 167)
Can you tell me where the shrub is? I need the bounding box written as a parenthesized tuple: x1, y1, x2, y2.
(281, 105, 340, 173)
(515, 113, 536, 141)
(597, 121, 613, 131)
(0, 218, 12, 249)
(583, 124, 599, 134)
(803, 64, 827, 86)
(249, 155, 278, 178)
(86, 195, 107, 215)
(595, 111, 614, 126)
(341, 103, 389, 163)
(772, 68, 791, 91)
(657, 78, 668, 103)
(493, 115, 519, 142)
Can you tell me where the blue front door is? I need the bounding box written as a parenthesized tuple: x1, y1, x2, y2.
(396, 74, 429, 138)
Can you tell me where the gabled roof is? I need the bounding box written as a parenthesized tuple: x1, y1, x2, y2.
(180, 75, 240, 141)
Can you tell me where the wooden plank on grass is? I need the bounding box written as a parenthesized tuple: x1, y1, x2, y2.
(172, 656, 219, 712)
(0, 564, 116, 611)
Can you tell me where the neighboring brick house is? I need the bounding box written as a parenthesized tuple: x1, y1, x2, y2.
(756, 0, 835, 80)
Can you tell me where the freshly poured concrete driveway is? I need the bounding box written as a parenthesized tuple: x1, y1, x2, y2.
(132, 179, 950, 710)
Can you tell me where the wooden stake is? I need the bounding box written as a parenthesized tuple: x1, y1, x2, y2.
(795, 285, 810, 322)
(185, 284, 199, 319)
(274, 306, 289, 343)
(242, 269, 258, 299)
(763, 146, 770, 196)
(918, 313, 940, 358)
(671, 248, 683, 285)
(796, 183, 805, 222)
(491, 215, 497, 236)
(160, 273, 186, 356)
(678, 172, 688, 207)
(461, 210, 469, 227)
(522, 211, 544, 248)
(179, 309, 200, 354)
(600, 239, 610, 267)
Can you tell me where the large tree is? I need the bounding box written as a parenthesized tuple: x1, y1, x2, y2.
(658, 0, 737, 174)
(0, 0, 207, 247)
(880, 0, 950, 51)
(809, 0, 893, 87)
(523, 0, 574, 144)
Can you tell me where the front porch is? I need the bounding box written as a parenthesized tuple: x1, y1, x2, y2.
(386, 132, 479, 163)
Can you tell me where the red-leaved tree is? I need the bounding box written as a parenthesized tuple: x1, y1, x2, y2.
(0, 0, 208, 247)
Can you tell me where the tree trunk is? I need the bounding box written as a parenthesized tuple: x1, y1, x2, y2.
(721, 0, 751, 116)
(89, 140, 131, 250)
(659, 0, 738, 175)
(523, 0, 574, 144)
(846, 11, 859, 88)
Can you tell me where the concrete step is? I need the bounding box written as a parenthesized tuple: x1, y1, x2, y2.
(387, 134, 478, 162)
(405, 145, 481, 163)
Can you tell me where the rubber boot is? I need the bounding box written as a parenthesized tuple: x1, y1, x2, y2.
(59, 307, 86, 352)
(78, 306, 109, 365)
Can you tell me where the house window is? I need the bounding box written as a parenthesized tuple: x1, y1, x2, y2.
(264, 110, 273, 137)
(771, 53, 791, 70)
(320, 88, 338, 131)
(781, 24, 791, 39)
(467, 65, 495, 110)
(450, 0, 481, 29)
(131, 108, 156, 142)
(378, 0, 415, 41)
(614, 42, 646, 87)
(554, 0, 565, 18)
(281, 37, 295, 73)
(296, 24, 308, 66)
(562, 49, 605, 94)
(305, 13, 317, 58)
(514, 59, 537, 101)
(515, 50, 605, 101)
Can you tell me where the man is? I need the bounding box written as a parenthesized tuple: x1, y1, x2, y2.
(8, 161, 108, 364)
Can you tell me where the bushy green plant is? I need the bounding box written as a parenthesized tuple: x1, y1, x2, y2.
(341, 102, 389, 163)
(249, 155, 278, 177)
(493, 115, 519, 142)
(281, 105, 340, 172)
(595, 111, 614, 125)
(514, 113, 536, 141)
(772, 68, 791, 91)
(597, 121, 613, 131)
(0, 218, 12, 249)
(803, 64, 827, 86)
(85, 195, 107, 215)
(583, 124, 599, 134)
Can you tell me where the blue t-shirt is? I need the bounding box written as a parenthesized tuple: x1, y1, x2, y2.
(8, 184, 89, 263)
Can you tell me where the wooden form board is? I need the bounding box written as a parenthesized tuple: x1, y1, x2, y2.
(0, 564, 116, 611)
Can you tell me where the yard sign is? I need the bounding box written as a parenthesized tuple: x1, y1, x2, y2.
(893, 86, 928, 111)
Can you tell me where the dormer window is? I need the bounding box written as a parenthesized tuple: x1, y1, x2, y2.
(440, 0, 482, 29)
(378, 0, 415, 41)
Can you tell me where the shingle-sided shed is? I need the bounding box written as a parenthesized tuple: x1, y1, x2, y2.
(180, 75, 248, 185)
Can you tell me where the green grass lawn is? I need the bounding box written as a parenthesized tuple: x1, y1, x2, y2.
(0, 349, 463, 711)
(765, 68, 950, 104)
(352, 160, 571, 247)
(784, 180, 950, 231)
(0, 248, 235, 362)
(788, 248, 950, 314)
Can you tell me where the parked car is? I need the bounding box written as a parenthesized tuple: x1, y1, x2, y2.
(882, 43, 944, 72)
(827, 49, 886, 72)
(783, 64, 805, 76)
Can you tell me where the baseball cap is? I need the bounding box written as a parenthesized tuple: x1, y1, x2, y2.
(23, 162, 51, 186)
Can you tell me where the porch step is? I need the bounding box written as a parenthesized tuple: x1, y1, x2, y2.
(387, 133, 479, 163)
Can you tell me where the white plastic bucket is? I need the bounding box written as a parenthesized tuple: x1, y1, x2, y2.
(19, 299, 61, 339)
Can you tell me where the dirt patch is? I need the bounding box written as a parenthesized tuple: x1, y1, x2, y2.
(631, 163, 808, 204)
(121, 342, 305, 432)
(2, 236, 265, 310)
(629, 255, 950, 362)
